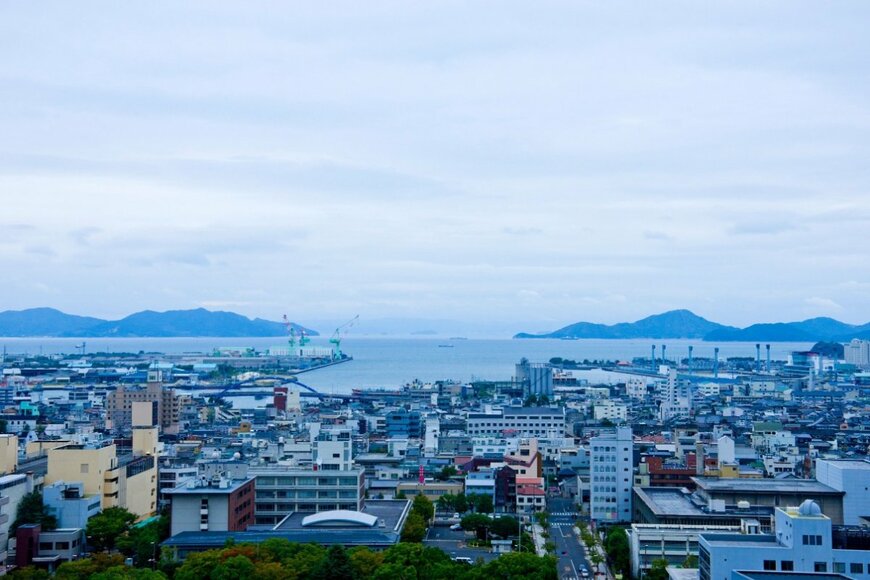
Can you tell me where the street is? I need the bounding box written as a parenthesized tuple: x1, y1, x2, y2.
(548, 498, 593, 580)
(424, 525, 499, 563)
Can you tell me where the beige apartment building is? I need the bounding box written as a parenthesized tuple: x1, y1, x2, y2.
(106, 370, 184, 434)
(46, 403, 159, 519)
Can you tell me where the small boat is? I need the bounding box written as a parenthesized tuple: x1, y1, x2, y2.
(438, 344, 455, 348)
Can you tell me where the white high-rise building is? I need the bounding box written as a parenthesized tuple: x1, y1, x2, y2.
(845, 339, 870, 367)
(659, 368, 692, 421)
(590, 426, 633, 522)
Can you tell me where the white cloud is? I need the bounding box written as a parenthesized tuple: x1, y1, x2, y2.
(1, 2, 870, 327)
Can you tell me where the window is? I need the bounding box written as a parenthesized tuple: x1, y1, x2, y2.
(781, 561, 794, 571)
(762, 560, 775, 571)
(852, 563, 864, 574)
(80, 464, 89, 474)
(814, 562, 827, 573)
(834, 563, 845, 574)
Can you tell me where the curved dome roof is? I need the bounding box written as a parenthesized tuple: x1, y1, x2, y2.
(798, 499, 822, 516)
(301, 510, 378, 528)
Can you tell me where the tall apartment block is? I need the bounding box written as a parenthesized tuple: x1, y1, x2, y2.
(590, 426, 633, 523)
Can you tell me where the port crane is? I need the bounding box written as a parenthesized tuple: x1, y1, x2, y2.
(283, 315, 311, 351)
(330, 315, 359, 360)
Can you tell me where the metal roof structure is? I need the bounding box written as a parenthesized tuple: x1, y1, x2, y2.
(301, 510, 378, 527)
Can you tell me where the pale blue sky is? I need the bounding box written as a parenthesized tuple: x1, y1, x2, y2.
(1, 2, 870, 331)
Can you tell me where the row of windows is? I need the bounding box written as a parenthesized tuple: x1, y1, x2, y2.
(762, 561, 796, 572)
(802, 534, 823, 546)
(256, 502, 358, 513)
(256, 476, 358, 487)
(834, 562, 866, 574)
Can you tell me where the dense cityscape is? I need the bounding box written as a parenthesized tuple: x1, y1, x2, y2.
(5, 2, 869, 579)
(0, 335, 868, 579)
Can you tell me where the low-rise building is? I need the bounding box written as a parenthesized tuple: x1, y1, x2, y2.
(42, 481, 101, 529)
(700, 501, 870, 580)
(166, 474, 255, 535)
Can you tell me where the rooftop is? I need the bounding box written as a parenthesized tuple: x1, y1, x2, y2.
(164, 500, 411, 551)
(692, 477, 842, 495)
(165, 476, 254, 495)
(634, 487, 775, 518)
(818, 459, 870, 470)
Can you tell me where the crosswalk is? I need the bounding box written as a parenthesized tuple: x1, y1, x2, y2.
(551, 522, 575, 527)
(550, 512, 577, 517)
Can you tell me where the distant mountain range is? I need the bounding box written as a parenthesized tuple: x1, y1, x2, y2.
(514, 309, 870, 342)
(0, 308, 317, 338)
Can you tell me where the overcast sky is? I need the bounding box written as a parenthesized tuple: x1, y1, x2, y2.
(2, 2, 870, 332)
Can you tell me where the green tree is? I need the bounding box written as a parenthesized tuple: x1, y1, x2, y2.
(400, 512, 427, 543)
(682, 554, 699, 568)
(436, 494, 455, 513)
(454, 493, 468, 514)
(471, 552, 557, 580)
(12, 491, 57, 532)
(173, 550, 222, 580)
(55, 553, 126, 580)
(349, 547, 384, 577)
(8, 567, 50, 580)
(467, 493, 493, 514)
(435, 465, 457, 481)
(86, 507, 137, 552)
(314, 545, 357, 580)
(212, 554, 255, 579)
(604, 527, 630, 576)
(646, 558, 670, 580)
(370, 562, 417, 580)
(411, 494, 435, 521)
(116, 520, 161, 568)
(461, 513, 492, 540)
(490, 515, 520, 539)
(90, 568, 167, 580)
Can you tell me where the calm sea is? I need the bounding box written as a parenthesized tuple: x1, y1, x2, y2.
(0, 336, 813, 397)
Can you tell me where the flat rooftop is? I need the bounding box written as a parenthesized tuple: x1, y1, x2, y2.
(634, 487, 774, 518)
(165, 477, 254, 495)
(693, 477, 842, 495)
(819, 459, 870, 470)
(274, 500, 409, 534)
(701, 532, 779, 548)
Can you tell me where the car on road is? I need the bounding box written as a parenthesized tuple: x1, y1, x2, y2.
(579, 566, 590, 577)
(453, 556, 473, 564)
(453, 513, 460, 519)
(450, 523, 462, 531)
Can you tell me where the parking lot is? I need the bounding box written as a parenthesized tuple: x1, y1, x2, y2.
(424, 525, 500, 563)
